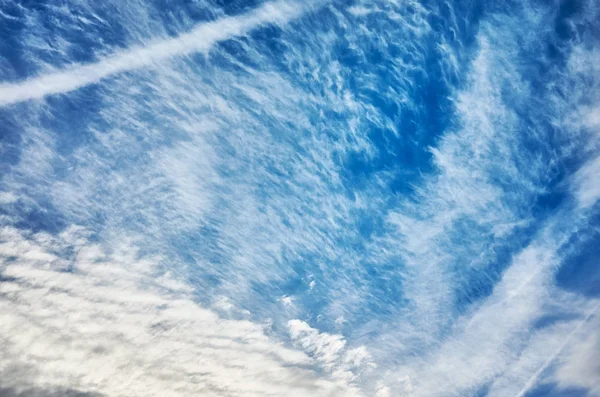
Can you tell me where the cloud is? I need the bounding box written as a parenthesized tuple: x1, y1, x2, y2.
(0, 0, 307, 107)
(0, 0, 599, 396)
(553, 316, 600, 396)
(510, 303, 600, 397)
(352, 3, 600, 395)
(0, 226, 361, 397)
(572, 151, 600, 210)
(0, 387, 104, 397)
(288, 319, 374, 385)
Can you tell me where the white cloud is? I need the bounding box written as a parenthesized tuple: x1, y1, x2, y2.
(279, 295, 295, 307)
(0, 0, 307, 107)
(287, 319, 375, 386)
(0, 226, 361, 397)
(553, 315, 600, 396)
(0, 191, 17, 205)
(0, 0, 599, 396)
(356, 5, 600, 395)
(572, 154, 600, 210)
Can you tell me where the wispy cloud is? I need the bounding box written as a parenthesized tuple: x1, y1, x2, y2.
(0, 0, 307, 106)
(0, 0, 599, 396)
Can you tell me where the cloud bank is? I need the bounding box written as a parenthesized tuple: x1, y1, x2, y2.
(0, 226, 363, 397)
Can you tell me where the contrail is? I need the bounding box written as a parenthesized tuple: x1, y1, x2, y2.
(0, 0, 306, 107)
(513, 302, 600, 397)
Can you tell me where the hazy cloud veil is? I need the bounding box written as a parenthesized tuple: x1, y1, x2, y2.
(0, 0, 599, 396)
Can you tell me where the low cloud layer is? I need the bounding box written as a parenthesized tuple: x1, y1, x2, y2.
(0, 226, 362, 397)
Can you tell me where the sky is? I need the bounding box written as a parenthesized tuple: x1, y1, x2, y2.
(0, 0, 599, 396)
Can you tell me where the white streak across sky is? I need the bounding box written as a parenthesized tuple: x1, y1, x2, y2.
(0, 0, 599, 396)
(0, 0, 307, 106)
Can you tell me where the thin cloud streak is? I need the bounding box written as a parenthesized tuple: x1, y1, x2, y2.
(0, 0, 306, 107)
(513, 302, 600, 397)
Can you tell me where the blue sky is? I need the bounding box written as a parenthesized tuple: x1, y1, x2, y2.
(0, 0, 599, 396)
